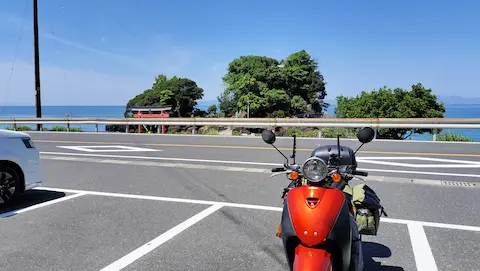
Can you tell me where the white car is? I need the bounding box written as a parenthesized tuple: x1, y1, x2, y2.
(0, 129, 42, 205)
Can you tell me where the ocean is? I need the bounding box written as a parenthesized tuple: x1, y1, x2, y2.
(0, 104, 479, 141)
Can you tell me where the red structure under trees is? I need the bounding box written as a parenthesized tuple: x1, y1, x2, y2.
(126, 106, 172, 134)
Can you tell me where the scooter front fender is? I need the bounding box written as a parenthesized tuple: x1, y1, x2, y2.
(293, 244, 333, 271)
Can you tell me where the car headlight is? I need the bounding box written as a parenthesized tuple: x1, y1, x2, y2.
(302, 157, 328, 182)
(22, 137, 35, 148)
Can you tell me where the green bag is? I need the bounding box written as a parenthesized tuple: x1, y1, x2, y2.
(350, 184, 387, 236)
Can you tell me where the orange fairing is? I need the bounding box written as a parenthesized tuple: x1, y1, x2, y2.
(287, 186, 345, 247)
(293, 244, 333, 271)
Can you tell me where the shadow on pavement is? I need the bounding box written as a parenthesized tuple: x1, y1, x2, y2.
(363, 241, 405, 271)
(0, 190, 67, 217)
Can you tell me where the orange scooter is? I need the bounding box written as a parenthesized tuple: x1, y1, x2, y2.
(262, 127, 377, 271)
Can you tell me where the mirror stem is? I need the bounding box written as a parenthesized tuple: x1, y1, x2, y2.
(337, 134, 341, 158)
(291, 134, 296, 165)
(272, 143, 289, 165)
(354, 143, 365, 155)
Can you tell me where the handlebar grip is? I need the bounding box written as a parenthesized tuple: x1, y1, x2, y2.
(353, 170, 368, 177)
(271, 167, 286, 172)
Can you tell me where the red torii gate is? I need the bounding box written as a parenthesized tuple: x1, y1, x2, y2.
(126, 106, 171, 134)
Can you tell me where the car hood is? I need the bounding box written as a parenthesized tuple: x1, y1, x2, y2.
(0, 129, 30, 138)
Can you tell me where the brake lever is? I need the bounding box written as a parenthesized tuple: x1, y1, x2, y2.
(270, 170, 292, 178)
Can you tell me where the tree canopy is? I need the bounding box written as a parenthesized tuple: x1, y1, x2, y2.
(217, 50, 328, 117)
(334, 83, 446, 139)
(126, 74, 204, 117)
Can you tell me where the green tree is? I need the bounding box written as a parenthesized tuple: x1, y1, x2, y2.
(207, 105, 218, 117)
(334, 83, 446, 139)
(127, 74, 204, 117)
(218, 50, 328, 117)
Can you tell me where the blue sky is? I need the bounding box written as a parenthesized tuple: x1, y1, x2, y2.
(0, 0, 479, 106)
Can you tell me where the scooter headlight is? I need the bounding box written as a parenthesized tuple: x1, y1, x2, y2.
(302, 157, 328, 183)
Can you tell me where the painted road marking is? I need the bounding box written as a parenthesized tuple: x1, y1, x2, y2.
(408, 223, 438, 271)
(359, 157, 480, 164)
(33, 187, 480, 232)
(20, 186, 477, 270)
(41, 151, 281, 166)
(99, 204, 223, 271)
(0, 193, 85, 218)
(34, 139, 480, 157)
(28, 131, 480, 145)
(357, 156, 480, 168)
(39, 155, 480, 188)
(57, 145, 162, 153)
(42, 155, 272, 173)
(39, 151, 480, 179)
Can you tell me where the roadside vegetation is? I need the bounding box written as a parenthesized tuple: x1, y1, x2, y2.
(5, 125, 83, 132)
(435, 132, 474, 142)
(101, 49, 476, 141)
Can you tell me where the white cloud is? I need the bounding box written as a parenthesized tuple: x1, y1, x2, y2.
(42, 34, 147, 70)
(0, 60, 151, 106)
(0, 13, 228, 105)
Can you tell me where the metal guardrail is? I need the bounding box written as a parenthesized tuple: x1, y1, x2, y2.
(2, 117, 479, 141)
(1, 117, 480, 129)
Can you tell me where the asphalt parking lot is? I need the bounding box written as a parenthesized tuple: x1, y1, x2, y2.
(1, 156, 479, 271)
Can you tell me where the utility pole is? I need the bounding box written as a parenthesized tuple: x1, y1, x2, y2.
(33, 0, 42, 130)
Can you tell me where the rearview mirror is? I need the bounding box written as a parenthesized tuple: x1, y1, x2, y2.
(357, 127, 375, 143)
(261, 130, 276, 144)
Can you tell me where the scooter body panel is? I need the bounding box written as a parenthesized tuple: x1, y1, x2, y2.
(281, 185, 353, 271)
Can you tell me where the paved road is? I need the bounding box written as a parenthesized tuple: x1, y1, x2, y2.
(1, 132, 479, 271)
(30, 132, 480, 182)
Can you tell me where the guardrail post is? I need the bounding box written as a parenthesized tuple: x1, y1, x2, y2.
(432, 129, 438, 141)
(192, 126, 196, 135)
(318, 128, 322, 138)
(67, 123, 70, 132)
(95, 124, 99, 132)
(126, 125, 129, 133)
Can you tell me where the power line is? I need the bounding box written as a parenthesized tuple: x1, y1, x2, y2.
(2, 0, 29, 108)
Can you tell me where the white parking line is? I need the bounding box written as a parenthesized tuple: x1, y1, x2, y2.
(408, 223, 438, 271)
(100, 204, 223, 271)
(0, 193, 85, 218)
(382, 217, 480, 232)
(39, 151, 480, 178)
(34, 187, 480, 232)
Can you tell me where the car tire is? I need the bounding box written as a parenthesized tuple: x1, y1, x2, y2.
(0, 164, 22, 205)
